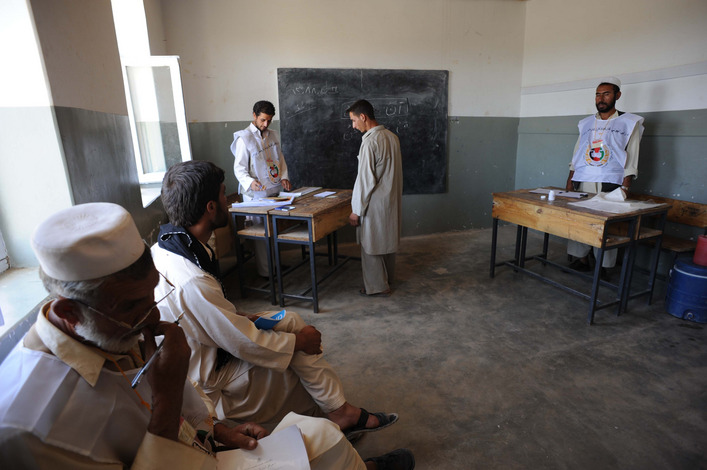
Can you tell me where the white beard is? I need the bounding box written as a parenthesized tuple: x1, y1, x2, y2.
(74, 317, 141, 354)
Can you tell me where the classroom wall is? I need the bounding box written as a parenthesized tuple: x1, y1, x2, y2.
(154, 0, 527, 236)
(0, 0, 73, 267)
(0, 0, 169, 267)
(1, 0, 705, 268)
(516, 0, 707, 203)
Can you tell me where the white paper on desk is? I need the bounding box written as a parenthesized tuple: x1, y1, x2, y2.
(314, 191, 335, 198)
(529, 188, 588, 198)
(568, 192, 663, 214)
(232, 195, 295, 208)
(291, 187, 321, 196)
(217, 425, 310, 469)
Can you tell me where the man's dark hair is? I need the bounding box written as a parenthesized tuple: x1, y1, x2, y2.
(599, 82, 620, 94)
(161, 161, 225, 227)
(253, 100, 276, 116)
(346, 100, 376, 120)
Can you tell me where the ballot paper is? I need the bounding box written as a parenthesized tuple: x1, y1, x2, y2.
(232, 195, 295, 208)
(280, 187, 321, 199)
(314, 191, 336, 198)
(568, 191, 663, 214)
(216, 425, 309, 470)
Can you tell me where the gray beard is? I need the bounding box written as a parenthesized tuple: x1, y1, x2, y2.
(74, 318, 141, 354)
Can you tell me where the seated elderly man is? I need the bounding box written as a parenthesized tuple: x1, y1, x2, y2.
(152, 161, 397, 439)
(0, 203, 413, 470)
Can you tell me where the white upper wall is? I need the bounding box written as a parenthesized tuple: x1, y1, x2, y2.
(0, 0, 50, 107)
(521, 0, 707, 117)
(30, 0, 127, 114)
(158, 0, 527, 121)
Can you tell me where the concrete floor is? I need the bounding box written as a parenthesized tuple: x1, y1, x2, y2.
(227, 226, 707, 470)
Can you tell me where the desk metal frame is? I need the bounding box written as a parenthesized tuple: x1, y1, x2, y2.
(229, 208, 277, 305)
(490, 189, 669, 324)
(271, 190, 354, 313)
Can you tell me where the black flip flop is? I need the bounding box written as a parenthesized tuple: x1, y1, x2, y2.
(344, 408, 399, 441)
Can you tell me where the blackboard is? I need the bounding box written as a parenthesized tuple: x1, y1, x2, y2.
(277, 68, 448, 194)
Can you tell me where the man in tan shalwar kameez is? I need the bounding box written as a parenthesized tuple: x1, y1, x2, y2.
(347, 100, 403, 296)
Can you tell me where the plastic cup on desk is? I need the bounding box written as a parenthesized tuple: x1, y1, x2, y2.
(548, 190, 556, 202)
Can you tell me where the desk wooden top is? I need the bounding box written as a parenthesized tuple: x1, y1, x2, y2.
(271, 189, 352, 242)
(272, 189, 352, 218)
(492, 188, 671, 248)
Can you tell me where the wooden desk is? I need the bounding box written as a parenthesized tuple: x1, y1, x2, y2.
(490, 189, 670, 324)
(271, 189, 354, 313)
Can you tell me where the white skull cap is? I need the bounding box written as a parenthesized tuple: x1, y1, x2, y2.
(31, 203, 145, 281)
(598, 76, 621, 89)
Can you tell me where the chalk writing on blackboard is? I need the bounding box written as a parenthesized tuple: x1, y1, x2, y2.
(278, 68, 448, 195)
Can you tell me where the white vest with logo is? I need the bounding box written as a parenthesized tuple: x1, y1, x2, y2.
(571, 112, 644, 185)
(232, 129, 284, 193)
(0, 345, 215, 467)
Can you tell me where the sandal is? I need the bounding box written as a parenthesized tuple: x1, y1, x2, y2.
(344, 408, 398, 441)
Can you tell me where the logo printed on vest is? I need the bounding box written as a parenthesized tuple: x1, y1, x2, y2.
(267, 159, 280, 183)
(584, 142, 611, 167)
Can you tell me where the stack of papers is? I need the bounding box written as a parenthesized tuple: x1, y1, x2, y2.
(314, 191, 336, 198)
(217, 425, 309, 469)
(232, 195, 295, 208)
(568, 192, 664, 214)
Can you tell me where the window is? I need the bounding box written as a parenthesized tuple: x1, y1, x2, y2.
(111, 0, 191, 206)
(121, 56, 191, 205)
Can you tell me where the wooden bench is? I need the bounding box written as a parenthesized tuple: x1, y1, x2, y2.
(632, 193, 707, 272)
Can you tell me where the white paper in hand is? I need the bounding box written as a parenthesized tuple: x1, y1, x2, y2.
(216, 425, 310, 469)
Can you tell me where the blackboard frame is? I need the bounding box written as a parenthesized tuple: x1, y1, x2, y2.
(277, 68, 448, 194)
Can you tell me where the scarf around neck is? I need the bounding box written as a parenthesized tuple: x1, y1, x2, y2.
(157, 224, 220, 279)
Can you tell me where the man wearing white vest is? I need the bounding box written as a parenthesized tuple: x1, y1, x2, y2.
(565, 77, 645, 273)
(0, 203, 413, 470)
(230, 100, 292, 277)
(348, 99, 403, 297)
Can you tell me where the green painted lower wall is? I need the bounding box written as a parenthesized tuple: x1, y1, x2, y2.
(2, 106, 704, 269)
(188, 116, 521, 237)
(515, 109, 707, 202)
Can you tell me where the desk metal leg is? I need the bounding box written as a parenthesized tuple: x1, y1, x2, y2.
(232, 214, 248, 299)
(333, 231, 339, 266)
(540, 233, 549, 264)
(617, 244, 633, 315)
(327, 235, 333, 265)
(646, 212, 667, 305)
(263, 221, 277, 305)
(307, 220, 319, 313)
(273, 222, 286, 308)
(519, 227, 528, 268)
(587, 248, 604, 325)
(490, 218, 499, 278)
(619, 218, 638, 313)
(514, 226, 523, 268)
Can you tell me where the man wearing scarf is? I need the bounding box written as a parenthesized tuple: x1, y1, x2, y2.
(151, 161, 400, 442)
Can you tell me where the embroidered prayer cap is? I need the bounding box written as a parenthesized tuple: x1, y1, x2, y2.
(31, 202, 145, 281)
(598, 76, 621, 89)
